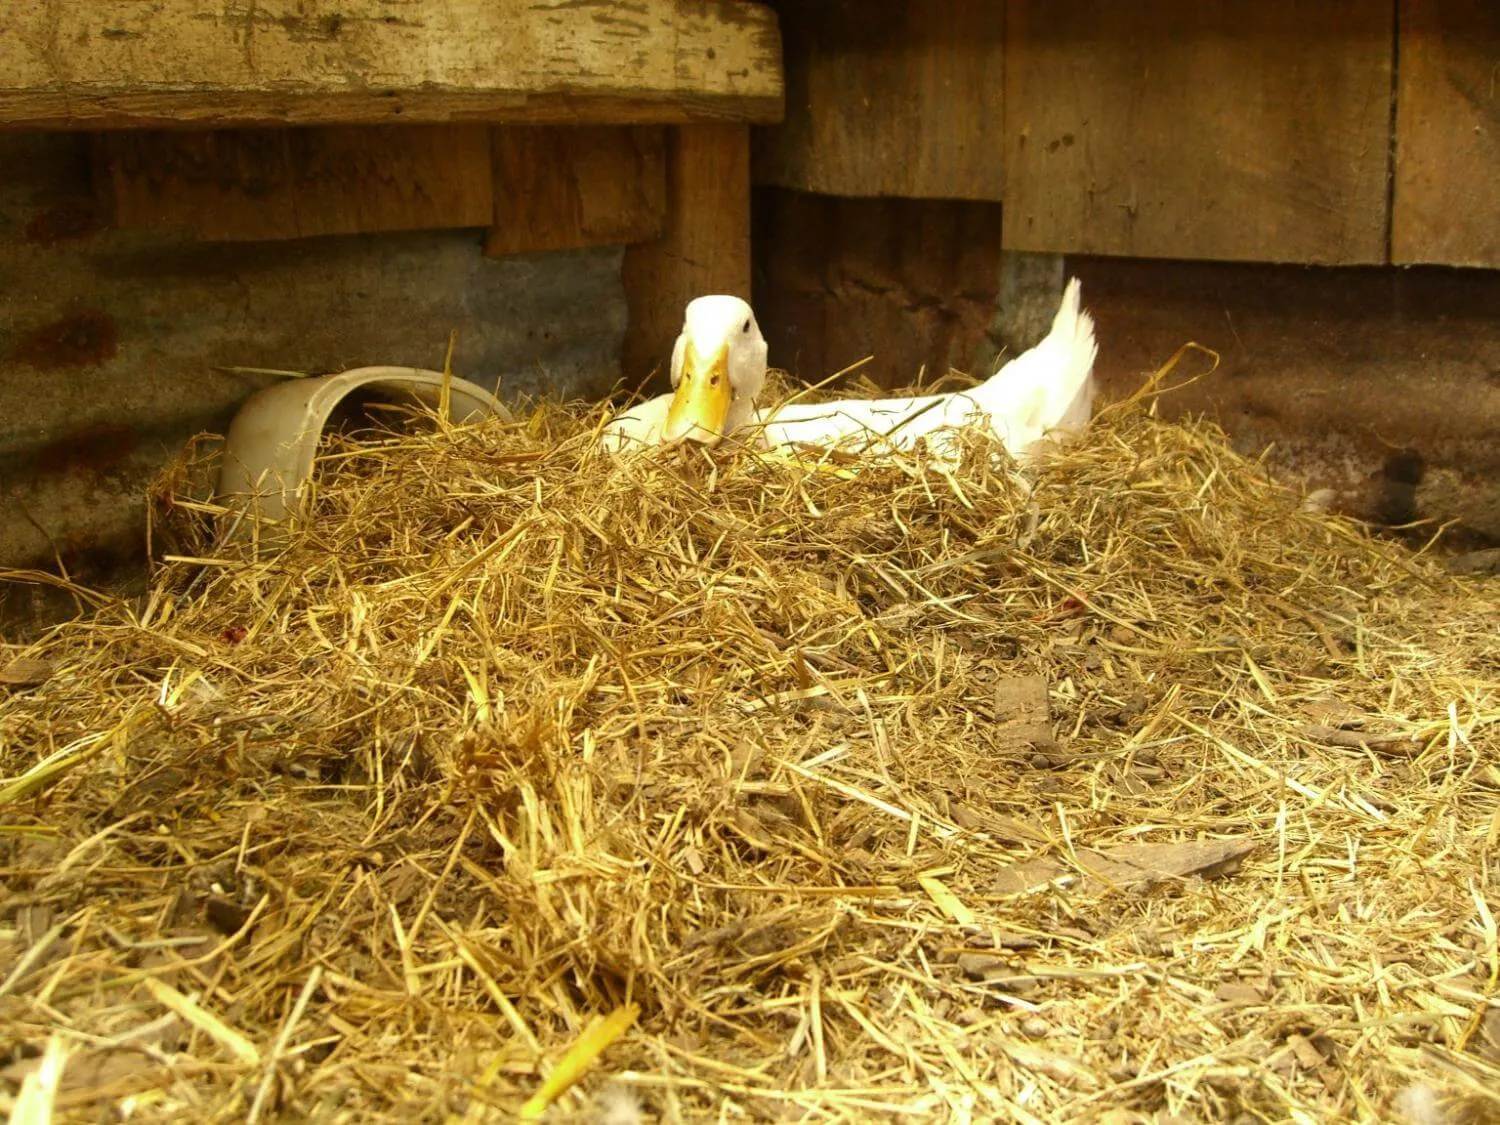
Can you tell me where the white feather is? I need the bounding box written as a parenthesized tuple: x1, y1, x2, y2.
(758, 278, 1097, 463)
(1392, 1084, 1448, 1125)
(591, 1083, 645, 1125)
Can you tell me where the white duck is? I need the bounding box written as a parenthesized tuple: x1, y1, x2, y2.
(601, 279, 1098, 465)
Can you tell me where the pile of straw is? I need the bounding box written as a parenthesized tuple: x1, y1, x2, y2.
(2, 378, 1498, 1124)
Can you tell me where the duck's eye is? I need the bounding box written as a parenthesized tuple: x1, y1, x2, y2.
(742, 320, 751, 334)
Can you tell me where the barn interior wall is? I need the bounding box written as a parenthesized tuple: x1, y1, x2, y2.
(750, 188, 1004, 388)
(0, 131, 627, 625)
(1074, 256, 1500, 545)
(751, 189, 1500, 545)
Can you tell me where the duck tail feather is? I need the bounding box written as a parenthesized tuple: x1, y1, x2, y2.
(1036, 277, 1098, 434)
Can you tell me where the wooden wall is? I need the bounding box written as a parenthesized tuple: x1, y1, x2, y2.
(1392, 0, 1500, 266)
(752, 189, 1003, 385)
(756, 0, 1500, 270)
(751, 0, 1500, 545)
(1001, 1, 1393, 264)
(753, 0, 1004, 200)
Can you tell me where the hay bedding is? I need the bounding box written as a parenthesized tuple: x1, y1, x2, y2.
(1, 378, 1498, 1124)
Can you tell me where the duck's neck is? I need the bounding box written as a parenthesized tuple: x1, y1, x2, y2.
(724, 391, 761, 438)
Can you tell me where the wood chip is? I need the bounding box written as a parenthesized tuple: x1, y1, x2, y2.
(1285, 1032, 1342, 1095)
(1445, 547, 1500, 576)
(955, 952, 1009, 978)
(1214, 981, 1266, 1006)
(993, 675, 1052, 748)
(1302, 697, 1367, 729)
(992, 837, 1256, 896)
(0, 656, 54, 687)
(1300, 723, 1424, 754)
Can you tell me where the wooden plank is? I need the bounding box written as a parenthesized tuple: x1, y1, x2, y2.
(1392, 0, 1500, 267)
(94, 126, 494, 242)
(992, 837, 1254, 897)
(0, 0, 783, 129)
(750, 189, 1004, 387)
(486, 127, 666, 258)
(622, 125, 751, 383)
(1002, 1, 1393, 264)
(753, 0, 1005, 200)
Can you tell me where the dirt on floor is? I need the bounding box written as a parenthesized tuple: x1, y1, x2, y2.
(1072, 256, 1500, 550)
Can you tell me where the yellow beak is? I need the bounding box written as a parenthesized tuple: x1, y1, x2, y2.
(663, 338, 733, 446)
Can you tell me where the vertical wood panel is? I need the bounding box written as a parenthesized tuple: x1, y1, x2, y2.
(751, 189, 1003, 388)
(96, 126, 494, 242)
(1392, 0, 1500, 266)
(622, 125, 751, 382)
(486, 127, 666, 258)
(753, 0, 1005, 200)
(1003, 1, 1393, 264)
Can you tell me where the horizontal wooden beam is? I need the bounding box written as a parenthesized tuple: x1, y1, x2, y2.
(0, 0, 783, 130)
(486, 127, 667, 258)
(95, 127, 495, 241)
(753, 0, 1005, 201)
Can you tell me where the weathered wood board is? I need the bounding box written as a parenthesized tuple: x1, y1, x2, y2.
(991, 837, 1254, 897)
(1002, 0, 1393, 264)
(0, 0, 783, 129)
(622, 125, 751, 384)
(1392, 0, 1500, 267)
(751, 189, 1004, 388)
(486, 127, 666, 258)
(753, 0, 1005, 199)
(95, 127, 494, 242)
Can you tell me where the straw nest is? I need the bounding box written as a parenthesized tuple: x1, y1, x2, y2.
(2, 371, 1499, 1125)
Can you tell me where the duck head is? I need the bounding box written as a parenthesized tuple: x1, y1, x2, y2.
(661, 295, 769, 447)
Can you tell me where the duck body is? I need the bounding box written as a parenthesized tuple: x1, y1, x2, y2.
(601, 279, 1098, 464)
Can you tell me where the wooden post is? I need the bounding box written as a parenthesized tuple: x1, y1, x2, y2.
(983, 251, 1065, 370)
(486, 127, 666, 258)
(621, 125, 752, 387)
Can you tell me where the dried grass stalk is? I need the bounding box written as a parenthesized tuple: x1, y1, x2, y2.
(2, 374, 1498, 1123)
